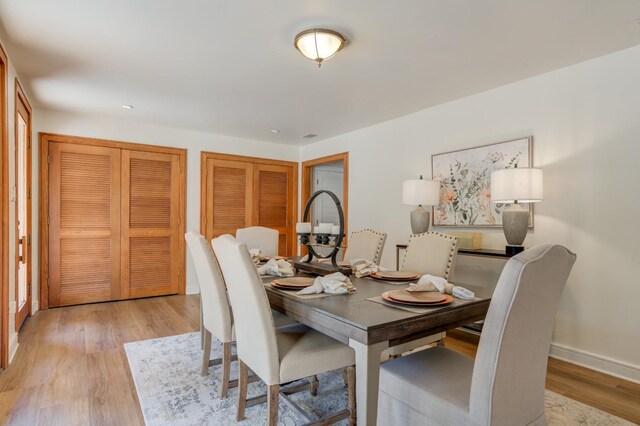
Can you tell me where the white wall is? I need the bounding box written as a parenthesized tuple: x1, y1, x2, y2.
(301, 45, 640, 382)
(31, 109, 299, 304)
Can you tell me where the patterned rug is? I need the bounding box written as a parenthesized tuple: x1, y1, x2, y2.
(124, 333, 633, 426)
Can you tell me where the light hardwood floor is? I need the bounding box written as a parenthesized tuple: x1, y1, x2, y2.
(0, 295, 638, 425)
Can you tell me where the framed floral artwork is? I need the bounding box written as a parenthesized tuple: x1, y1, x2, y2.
(431, 136, 533, 227)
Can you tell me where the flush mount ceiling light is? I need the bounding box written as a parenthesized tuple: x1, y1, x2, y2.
(294, 28, 346, 67)
(122, 105, 134, 109)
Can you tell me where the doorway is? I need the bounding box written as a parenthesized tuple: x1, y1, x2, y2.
(311, 162, 344, 226)
(14, 80, 31, 331)
(301, 152, 349, 254)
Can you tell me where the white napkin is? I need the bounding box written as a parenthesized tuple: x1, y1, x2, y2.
(407, 274, 449, 293)
(350, 258, 378, 278)
(249, 248, 263, 264)
(297, 272, 356, 295)
(257, 258, 294, 277)
(406, 274, 475, 300)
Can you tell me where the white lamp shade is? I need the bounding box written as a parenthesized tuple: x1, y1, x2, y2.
(491, 167, 543, 203)
(294, 29, 345, 63)
(402, 179, 440, 206)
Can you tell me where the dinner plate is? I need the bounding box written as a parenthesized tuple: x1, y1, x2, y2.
(271, 283, 305, 291)
(386, 289, 447, 304)
(381, 291, 453, 306)
(370, 271, 420, 281)
(272, 277, 315, 288)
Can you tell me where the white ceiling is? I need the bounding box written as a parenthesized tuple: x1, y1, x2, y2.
(1, 1, 639, 145)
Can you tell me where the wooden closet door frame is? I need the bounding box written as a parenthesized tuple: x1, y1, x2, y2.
(0, 42, 9, 368)
(39, 133, 187, 310)
(200, 152, 298, 255)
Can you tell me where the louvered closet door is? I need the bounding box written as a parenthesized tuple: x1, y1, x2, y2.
(204, 158, 253, 241)
(253, 164, 295, 256)
(121, 150, 181, 299)
(48, 142, 121, 306)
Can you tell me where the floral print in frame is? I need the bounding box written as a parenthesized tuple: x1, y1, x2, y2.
(431, 137, 533, 227)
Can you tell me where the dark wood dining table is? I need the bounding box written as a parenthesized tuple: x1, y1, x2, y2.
(262, 273, 491, 425)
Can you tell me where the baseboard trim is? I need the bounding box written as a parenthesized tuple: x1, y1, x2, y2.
(8, 331, 19, 364)
(185, 283, 199, 295)
(549, 342, 640, 384)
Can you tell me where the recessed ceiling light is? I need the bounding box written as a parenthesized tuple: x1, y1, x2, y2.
(270, 129, 280, 134)
(302, 133, 317, 139)
(122, 105, 134, 109)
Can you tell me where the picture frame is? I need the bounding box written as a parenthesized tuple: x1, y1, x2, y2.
(431, 136, 533, 227)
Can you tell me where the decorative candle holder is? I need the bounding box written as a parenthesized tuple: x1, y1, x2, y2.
(298, 233, 310, 245)
(298, 190, 345, 269)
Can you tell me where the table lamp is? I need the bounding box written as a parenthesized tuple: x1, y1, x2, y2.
(491, 167, 543, 254)
(402, 176, 440, 235)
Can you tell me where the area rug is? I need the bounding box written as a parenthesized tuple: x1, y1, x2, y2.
(124, 333, 634, 426)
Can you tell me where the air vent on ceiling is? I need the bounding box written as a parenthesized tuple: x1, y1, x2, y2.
(302, 133, 317, 139)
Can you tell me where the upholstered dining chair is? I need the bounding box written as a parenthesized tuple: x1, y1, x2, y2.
(185, 231, 296, 398)
(343, 228, 387, 265)
(377, 244, 577, 426)
(385, 231, 459, 357)
(236, 226, 279, 257)
(185, 230, 235, 398)
(212, 234, 357, 426)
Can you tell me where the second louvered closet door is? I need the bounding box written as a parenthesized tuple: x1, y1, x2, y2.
(253, 164, 295, 256)
(121, 150, 181, 299)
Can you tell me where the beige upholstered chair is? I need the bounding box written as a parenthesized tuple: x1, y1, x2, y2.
(343, 228, 387, 265)
(185, 230, 296, 398)
(236, 226, 279, 257)
(212, 234, 357, 426)
(385, 231, 459, 356)
(400, 231, 459, 277)
(378, 244, 577, 426)
(185, 231, 235, 398)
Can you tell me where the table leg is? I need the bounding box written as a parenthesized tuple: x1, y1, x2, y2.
(349, 339, 388, 426)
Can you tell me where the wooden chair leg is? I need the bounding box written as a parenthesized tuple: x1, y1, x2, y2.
(236, 360, 248, 421)
(220, 341, 232, 399)
(267, 384, 279, 426)
(201, 330, 212, 376)
(309, 374, 319, 396)
(199, 298, 204, 350)
(346, 366, 356, 426)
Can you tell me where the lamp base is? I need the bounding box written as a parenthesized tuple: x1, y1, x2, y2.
(410, 207, 431, 235)
(502, 204, 529, 246)
(505, 245, 525, 255)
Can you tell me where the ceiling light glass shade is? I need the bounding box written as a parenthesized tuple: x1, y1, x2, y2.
(491, 167, 543, 203)
(402, 179, 441, 206)
(294, 28, 345, 66)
